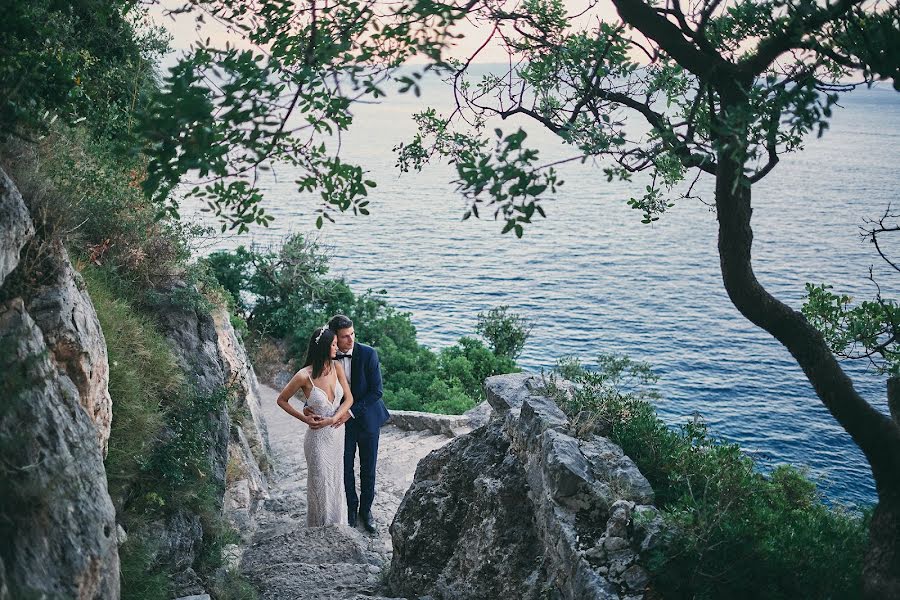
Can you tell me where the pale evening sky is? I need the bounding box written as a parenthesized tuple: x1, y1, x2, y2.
(149, 0, 622, 65)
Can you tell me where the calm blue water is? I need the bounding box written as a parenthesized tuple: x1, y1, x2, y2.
(186, 75, 899, 507)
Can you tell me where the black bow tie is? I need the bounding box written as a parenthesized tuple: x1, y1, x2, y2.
(336, 353, 352, 359)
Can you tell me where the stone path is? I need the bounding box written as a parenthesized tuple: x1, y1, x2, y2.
(240, 385, 457, 600)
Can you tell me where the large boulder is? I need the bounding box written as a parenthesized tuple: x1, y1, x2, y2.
(0, 167, 34, 287)
(388, 420, 547, 600)
(388, 374, 659, 600)
(26, 242, 112, 455)
(0, 298, 119, 599)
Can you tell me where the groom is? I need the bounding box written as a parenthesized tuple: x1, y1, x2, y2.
(328, 314, 390, 533)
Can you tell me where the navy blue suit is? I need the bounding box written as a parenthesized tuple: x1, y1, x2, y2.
(344, 342, 389, 520)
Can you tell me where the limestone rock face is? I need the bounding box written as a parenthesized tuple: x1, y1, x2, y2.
(26, 243, 112, 455)
(389, 374, 658, 600)
(213, 307, 276, 543)
(213, 307, 274, 475)
(146, 510, 204, 572)
(224, 425, 270, 540)
(144, 285, 231, 591)
(0, 299, 119, 599)
(0, 167, 34, 287)
(152, 282, 227, 396)
(149, 283, 230, 492)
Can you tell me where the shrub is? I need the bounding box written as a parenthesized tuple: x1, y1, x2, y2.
(476, 305, 532, 359)
(205, 236, 524, 415)
(1, 0, 166, 142)
(438, 337, 518, 400)
(1, 127, 202, 291)
(544, 355, 869, 600)
(422, 379, 475, 414)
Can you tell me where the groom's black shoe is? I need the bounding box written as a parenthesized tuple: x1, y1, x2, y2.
(359, 512, 377, 534)
(348, 512, 358, 527)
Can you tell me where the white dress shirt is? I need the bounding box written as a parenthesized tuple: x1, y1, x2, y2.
(336, 349, 353, 417)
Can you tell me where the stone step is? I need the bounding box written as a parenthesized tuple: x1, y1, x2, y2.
(244, 525, 377, 568)
(243, 562, 385, 600)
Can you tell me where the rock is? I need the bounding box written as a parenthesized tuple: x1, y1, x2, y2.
(25, 242, 112, 455)
(271, 369, 294, 390)
(632, 506, 664, 553)
(0, 555, 10, 600)
(174, 593, 210, 600)
(622, 565, 650, 592)
(223, 544, 243, 572)
(172, 567, 205, 597)
(605, 500, 633, 539)
(148, 282, 230, 493)
(0, 299, 119, 599)
(484, 372, 543, 413)
(214, 307, 274, 476)
(463, 400, 492, 429)
(0, 166, 34, 287)
(230, 425, 269, 502)
(146, 510, 203, 572)
(388, 421, 546, 600)
(387, 409, 471, 437)
(604, 537, 630, 552)
(116, 525, 128, 547)
(151, 281, 225, 395)
(389, 373, 657, 600)
(582, 437, 654, 505)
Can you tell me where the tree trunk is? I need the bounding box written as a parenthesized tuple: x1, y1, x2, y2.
(712, 118, 900, 598)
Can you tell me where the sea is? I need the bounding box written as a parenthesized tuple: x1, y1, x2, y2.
(183, 70, 900, 507)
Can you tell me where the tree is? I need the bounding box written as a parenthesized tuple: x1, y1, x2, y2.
(395, 0, 900, 596)
(138, 0, 469, 232)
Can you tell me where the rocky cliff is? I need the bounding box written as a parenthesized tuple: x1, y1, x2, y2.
(0, 167, 119, 599)
(0, 166, 273, 598)
(388, 373, 662, 600)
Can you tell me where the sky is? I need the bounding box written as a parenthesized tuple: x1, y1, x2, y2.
(148, 0, 622, 66)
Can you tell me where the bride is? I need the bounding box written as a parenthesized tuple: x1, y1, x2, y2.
(276, 326, 354, 526)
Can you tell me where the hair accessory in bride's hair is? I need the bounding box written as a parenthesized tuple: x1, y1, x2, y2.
(314, 326, 328, 345)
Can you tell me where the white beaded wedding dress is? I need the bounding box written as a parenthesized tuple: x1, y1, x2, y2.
(303, 379, 347, 527)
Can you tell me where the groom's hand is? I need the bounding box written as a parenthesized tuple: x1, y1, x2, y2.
(332, 412, 350, 428)
(306, 414, 327, 430)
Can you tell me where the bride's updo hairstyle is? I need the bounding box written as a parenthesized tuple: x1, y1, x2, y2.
(303, 326, 335, 378)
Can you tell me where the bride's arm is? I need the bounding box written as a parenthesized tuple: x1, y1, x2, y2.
(276, 370, 320, 426)
(333, 362, 354, 422)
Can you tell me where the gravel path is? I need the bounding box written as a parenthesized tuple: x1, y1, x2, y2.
(240, 384, 457, 600)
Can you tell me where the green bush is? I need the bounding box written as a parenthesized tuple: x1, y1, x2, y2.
(2, 127, 203, 291)
(119, 535, 171, 600)
(0, 0, 166, 142)
(476, 305, 532, 360)
(422, 379, 475, 414)
(545, 355, 869, 600)
(204, 235, 525, 415)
